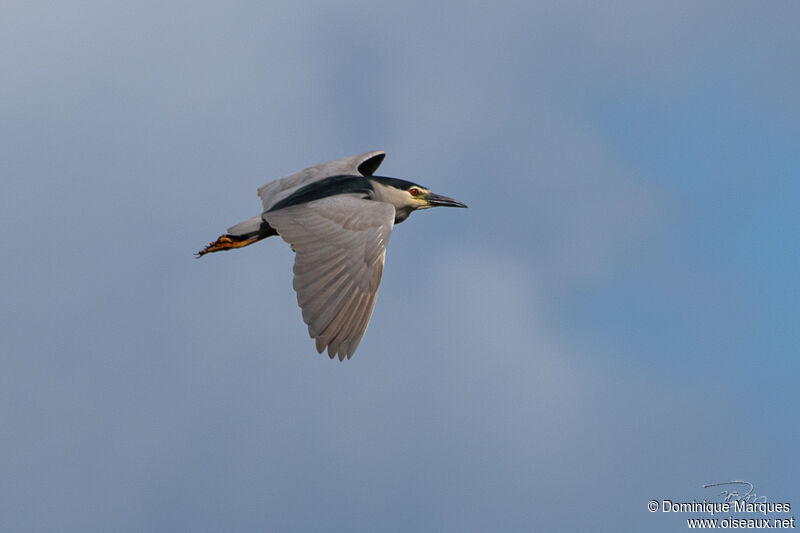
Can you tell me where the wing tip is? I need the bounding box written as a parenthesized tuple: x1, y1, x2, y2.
(357, 150, 386, 176)
(312, 336, 359, 362)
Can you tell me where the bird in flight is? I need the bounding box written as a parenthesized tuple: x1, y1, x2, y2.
(197, 151, 467, 361)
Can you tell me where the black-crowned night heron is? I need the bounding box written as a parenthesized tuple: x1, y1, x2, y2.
(197, 151, 467, 361)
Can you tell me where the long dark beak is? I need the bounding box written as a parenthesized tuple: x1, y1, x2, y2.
(426, 192, 468, 208)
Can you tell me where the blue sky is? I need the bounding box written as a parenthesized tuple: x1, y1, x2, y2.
(1, 2, 798, 532)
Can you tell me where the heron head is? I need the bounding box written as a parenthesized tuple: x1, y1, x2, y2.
(369, 176, 467, 222)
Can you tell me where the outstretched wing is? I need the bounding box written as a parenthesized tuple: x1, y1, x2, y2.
(263, 196, 395, 360)
(258, 150, 385, 212)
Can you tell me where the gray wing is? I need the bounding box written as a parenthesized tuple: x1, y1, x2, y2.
(263, 196, 395, 361)
(258, 150, 385, 212)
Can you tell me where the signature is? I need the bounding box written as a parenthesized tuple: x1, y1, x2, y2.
(703, 480, 767, 504)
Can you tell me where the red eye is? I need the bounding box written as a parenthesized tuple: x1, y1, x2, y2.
(410, 188, 419, 196)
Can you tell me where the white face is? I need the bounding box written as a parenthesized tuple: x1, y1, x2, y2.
(371, 181, 430, 209)
(406, 185, 432, 209)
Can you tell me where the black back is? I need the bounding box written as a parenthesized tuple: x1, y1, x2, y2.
(267, 175, 373, 212)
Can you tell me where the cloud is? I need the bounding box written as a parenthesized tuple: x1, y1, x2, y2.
(2, 1, 798, 532)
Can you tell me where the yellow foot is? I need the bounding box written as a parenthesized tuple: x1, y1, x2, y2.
(195, 234, 260, 257)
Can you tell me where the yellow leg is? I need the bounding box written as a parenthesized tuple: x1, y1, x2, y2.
(195, 234, 262, 257)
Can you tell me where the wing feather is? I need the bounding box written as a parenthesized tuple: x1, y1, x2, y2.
(350, 289, 380, 355)
(303, 278, 355, 336)
(332, 285, 380, 360)
(263, 196, 395, 360)
(320, 289, 367, 360)
(338, 293, 372, 357)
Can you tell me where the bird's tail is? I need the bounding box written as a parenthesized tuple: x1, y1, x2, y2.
(195, 215, 277, 257)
